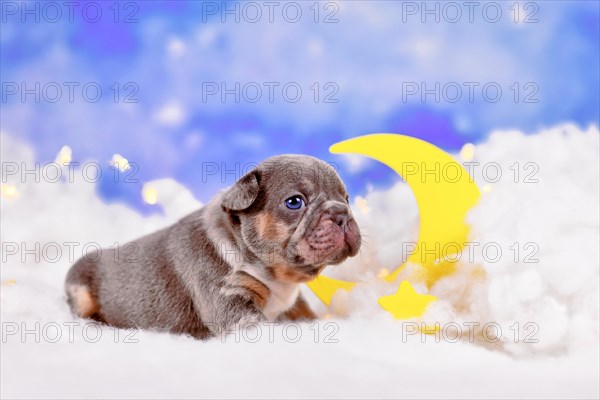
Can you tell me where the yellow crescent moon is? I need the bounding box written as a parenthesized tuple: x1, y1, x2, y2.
(306, 134, 480, 317)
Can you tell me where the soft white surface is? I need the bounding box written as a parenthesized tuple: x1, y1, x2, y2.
(1, 125, 599, 399)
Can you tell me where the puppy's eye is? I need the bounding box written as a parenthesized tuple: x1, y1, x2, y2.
(284, 195, 305, 210)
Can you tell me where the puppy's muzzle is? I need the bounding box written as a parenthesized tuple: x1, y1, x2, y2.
(307, 201, 361, 262)
(323, 202, 351, 230)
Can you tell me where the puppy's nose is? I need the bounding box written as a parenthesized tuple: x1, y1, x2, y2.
(323, 203, 350, 229)
(333, 213, 349, 229)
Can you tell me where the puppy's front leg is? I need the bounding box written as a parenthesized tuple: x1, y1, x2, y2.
(281, 294, 317, 321)
(208, 296, 265, 338)
(203, 271, 268, 336)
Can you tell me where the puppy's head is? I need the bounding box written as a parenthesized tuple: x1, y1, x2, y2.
(221, 155, 361, 283)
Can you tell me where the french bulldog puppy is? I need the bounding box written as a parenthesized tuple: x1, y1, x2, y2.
(65, 155, 361, 339)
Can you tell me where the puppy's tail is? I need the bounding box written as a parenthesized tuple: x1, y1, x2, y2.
(65, 255, 101, 320)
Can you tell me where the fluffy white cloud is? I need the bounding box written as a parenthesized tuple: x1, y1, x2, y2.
(323, 123, 599, 357)
(1, 124, 598, 398)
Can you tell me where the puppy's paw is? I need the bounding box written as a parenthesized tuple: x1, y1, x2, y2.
(216, 312, 265, 342)
(280, 294, 317, 321)
(237, 313, 264, 329)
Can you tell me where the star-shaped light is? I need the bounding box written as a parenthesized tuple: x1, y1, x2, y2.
(378, 280, 437, 319)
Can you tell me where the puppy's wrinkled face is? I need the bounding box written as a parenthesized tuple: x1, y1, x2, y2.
(221, 155, 361, 283)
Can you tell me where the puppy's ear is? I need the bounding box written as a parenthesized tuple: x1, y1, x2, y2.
(221, 170, 260, 212)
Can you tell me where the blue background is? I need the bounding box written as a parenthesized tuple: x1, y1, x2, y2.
(1, 0, 598, 213)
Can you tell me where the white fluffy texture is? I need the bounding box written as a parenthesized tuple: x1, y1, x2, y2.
(1, 126, 599, 399)
(329, 124, 600, 358)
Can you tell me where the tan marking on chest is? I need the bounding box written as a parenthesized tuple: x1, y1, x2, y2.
(229, 271, 271, 309)
(262, 281, 301, 321)
(237, 268, 301, 320)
